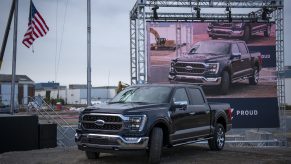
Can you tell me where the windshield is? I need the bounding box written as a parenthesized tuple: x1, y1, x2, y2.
(110, 86, 172, 104)
(189, 41, 230, 55)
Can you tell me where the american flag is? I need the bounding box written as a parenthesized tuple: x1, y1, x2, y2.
(22, 1, 49, 48)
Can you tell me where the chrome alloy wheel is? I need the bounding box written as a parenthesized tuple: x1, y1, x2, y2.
(217, 127, 225, 148)
(254, 69, 259, 84)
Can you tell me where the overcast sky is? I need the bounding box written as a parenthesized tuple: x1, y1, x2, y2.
(0, 0, 290, 86)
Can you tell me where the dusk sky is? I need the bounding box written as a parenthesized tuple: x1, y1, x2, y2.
(0, 0, 290, 86)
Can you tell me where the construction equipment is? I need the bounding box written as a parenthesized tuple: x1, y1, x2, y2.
(116, 81, 129, 93)
(150, 28, 176, 51)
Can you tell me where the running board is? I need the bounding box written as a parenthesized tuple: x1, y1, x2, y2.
(172, 137, 213, 147)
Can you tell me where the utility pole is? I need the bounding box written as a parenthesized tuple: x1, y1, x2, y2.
(0, 0, 15, 69)
(87, 0, 92, 106)
(10, 0, 18, 114)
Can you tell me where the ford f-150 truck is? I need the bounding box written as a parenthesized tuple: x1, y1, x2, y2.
(207, 22, 271, 41)
(75, 84, 232, 164)
(168, 40, 262, 94)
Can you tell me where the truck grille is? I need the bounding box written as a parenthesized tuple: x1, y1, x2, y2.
(212, 23, 232, 28)
(174, 62, 205, 74)
(82, 114, 123, 131)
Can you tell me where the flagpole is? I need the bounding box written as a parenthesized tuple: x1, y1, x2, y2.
(87, 0, 92, 106)
(10, 0, 19, 114)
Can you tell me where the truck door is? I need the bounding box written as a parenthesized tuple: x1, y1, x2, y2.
(170, 87, 197, 143)
(187, 87, 211, 136)
(238, 42, 253, 76)
(230, 43, 244, 78)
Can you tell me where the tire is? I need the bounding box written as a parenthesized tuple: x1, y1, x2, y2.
(148, 127, 163, 164)
(211, 36, 217, 39)
(243, 26, 251, 41)
(249, 67, 259, 85)
(264, 25, 271, 37)
(208, 123, 225, 151)
(219, 71, 230, 95)
(85, 151, 100, 159)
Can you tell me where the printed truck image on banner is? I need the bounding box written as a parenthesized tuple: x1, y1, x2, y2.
(147, 22, 279, 128)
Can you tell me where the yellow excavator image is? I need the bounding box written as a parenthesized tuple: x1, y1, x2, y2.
(150, 28, 176, 51)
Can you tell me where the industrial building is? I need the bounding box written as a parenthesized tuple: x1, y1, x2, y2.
(0, 74, 34, 105)
(35, 83, 116, 104)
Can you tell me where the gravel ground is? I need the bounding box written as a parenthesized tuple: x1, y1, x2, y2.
(1, 145, 291, 164)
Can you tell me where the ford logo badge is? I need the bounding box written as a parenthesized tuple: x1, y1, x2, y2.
(185, 66, 193, 71)
(95, 119, 105, 126)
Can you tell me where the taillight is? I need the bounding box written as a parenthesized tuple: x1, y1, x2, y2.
(258, 54, 263, 65)
(227, 107, 232, 121)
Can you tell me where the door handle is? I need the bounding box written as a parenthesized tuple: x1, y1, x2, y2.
(189, 112, 196, 115)
(241, 59, 244, 62)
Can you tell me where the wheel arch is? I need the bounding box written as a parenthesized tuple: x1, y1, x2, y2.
(215, 114, 227, 131)
(148, 119, 171, 146)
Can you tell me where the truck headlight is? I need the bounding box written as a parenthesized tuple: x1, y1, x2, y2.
(124, 115, 147, 131)
(207, 63, 219, 74)
(169, 66, 174, 72)
(169, 62, 175, 72)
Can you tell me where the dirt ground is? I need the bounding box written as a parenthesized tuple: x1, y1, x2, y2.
(1, 145, 291, 164)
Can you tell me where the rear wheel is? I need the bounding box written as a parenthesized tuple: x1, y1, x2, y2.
(249, 67, 259, 85)
(219, 71, 230, 95)
(85, 151, 100, 159)
(208, 123, 225, 151)
(148, 127, 163, 164)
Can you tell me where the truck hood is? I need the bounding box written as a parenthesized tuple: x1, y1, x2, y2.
(174, 54, 229, 63)
(82, 103, 170, 115)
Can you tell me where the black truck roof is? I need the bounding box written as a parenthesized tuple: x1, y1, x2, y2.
(199, 40, 245, 44)
(130, 83, 202, 89)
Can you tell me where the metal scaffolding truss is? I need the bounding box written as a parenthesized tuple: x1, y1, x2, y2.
(130, 0, 286, 146)
(131, 0, 283, 17)
(144, 12, 274, 22)
(130, 0, 284, 84)
(145, 0, 282, 8)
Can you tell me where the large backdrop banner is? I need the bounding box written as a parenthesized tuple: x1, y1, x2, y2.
(147, 22, 279, 128)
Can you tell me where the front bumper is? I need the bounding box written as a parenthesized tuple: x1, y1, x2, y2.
(208, 28, 244, 38)
(75, 133, 149, 151)
(169, 74, 221, 86)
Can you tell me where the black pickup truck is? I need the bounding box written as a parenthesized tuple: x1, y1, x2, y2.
(207, 22, 271, 41)
(75, 84, 232, 164)
(168, 40, 262, 94)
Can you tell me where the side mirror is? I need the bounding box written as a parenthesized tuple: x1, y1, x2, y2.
(173, 101, 188, 110)
(231, 52, 241, 59)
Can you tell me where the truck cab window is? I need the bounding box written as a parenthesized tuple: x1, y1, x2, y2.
(231, 43, 240, 54)
(173, 88, 189, 105)
(238, 43, 248, 54)
(188, 88, 205, 105)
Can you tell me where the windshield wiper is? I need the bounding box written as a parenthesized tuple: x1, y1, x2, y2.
(128, 101, 150, 104)
(108, 101, 125, 104)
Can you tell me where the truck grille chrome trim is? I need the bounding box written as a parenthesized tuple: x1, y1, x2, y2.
(82, 113, 126, 132)
(174, 62, 206, 75)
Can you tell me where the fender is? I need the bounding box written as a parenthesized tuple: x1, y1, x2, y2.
(146, 117, 171, 136)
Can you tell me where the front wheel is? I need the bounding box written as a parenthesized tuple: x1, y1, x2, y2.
(249, 67, 259, 85)
(219, 71, 230, 95)
(208, 123, 225, 151)
(148, 127, 163, 164)
(85, 151, 100, 159)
